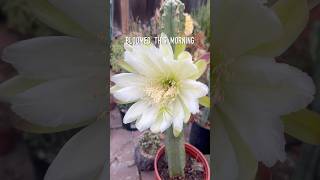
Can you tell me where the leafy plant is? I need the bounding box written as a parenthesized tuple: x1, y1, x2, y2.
(0, 0, 57, 36)
(110, 36, 126, 73)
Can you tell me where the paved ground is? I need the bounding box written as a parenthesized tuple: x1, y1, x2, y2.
(110, 106, 193, 180)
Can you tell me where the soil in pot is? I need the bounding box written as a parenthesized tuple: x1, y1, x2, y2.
(157, 153, 205, 180)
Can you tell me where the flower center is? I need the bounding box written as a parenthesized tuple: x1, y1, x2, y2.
(144, 78, 178, 105)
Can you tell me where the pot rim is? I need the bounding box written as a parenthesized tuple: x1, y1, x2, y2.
(154, 143, 210, 180)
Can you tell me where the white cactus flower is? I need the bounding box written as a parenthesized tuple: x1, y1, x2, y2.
(111, 34, 208, 136)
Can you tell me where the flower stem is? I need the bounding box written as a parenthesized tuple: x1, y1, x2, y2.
(165, 127, 186, 178)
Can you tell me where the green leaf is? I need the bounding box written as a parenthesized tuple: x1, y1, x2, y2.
(191, 59, 208, 80)
(249, 0, 309, 57)
(26, 0, 93, 38)
(117, 60, 135, 73)
(199, 96, 210, 107)
(0, 76, 45, 101)
(282, 109, 320, 145)
(174, 43, 186, 59)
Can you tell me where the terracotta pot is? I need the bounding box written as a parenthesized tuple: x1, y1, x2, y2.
(154, 143, 210, 180)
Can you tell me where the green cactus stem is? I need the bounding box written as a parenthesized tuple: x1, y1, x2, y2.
(161, 0, 187, 178)
(160, 0, 185, 38)
(165, 126, 186, 177)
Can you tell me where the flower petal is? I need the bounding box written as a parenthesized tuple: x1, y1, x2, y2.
(0, 75, 44, 101)
(159, 33, 174, 60)
(135, 106, 159, 131)
(180, 80, 209, 98)
(179, 92, 200, 114)
(219, 56, 315, 166)
(172, 100, 185, 137)
(190, 60, 208, 80)
(2, 36, 105, 79)
(28, 0, 91, 38)
(172, 59, 198, 79)
(159, 111, 173, 133)
(229, 56, 315, 115)
(150, 119, 162, 133)
(124, 51, 158, 77)
(123, 100, 149, 124)
(248, 0, 309, 57)
(213, 108, 258, 180)
(213, 0, 282, 58)
(111, 73, 145, 88)
(10, 75, 106, 127)
(219, 96, 286, 166)
(44, 119, 107, 180)
(183, 111, 191, 123)
(213, 116, 238, 180)
(150, 102, 182, 133)
(177, 51, 192, 62)
(49, 0, 106, 36)
(112, 86, 144, 103)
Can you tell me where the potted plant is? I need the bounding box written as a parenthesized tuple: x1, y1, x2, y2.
(189, 107, 210, 154)
(155, 143, 210, 180)
(110, 0, 210, 179)
(134, 131, 161, 171)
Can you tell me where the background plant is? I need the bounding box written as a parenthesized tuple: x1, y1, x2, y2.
(191, 1, 210, 44)
(0, 0, 57, 36)
(110, 36, 126, 73)
(138, 131, 161, 156)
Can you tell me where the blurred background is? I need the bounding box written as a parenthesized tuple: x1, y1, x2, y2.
(0, 0, 79, 180)
(0, 0, 319, 180)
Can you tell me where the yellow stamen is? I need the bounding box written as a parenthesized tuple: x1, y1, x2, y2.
(144, 79, 178, 105)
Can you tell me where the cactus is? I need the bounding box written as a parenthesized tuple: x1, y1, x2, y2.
(160, 0, 185, 38)
(160, 0, 187, 178)
(139, 131, 161, 156)
(165, 127, 186, 177)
